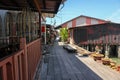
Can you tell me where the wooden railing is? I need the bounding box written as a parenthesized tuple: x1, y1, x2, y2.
(0, 56, 14, 80)
(27, 39, 41, 80)
(13, 50, 24, 80)
(0, 38, 42, 80)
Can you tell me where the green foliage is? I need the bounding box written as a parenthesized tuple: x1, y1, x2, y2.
(110, 57, 120, 65)
(60, 27, 68, 42)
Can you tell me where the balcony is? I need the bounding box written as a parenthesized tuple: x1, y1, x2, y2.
(0, 0, 62, 80)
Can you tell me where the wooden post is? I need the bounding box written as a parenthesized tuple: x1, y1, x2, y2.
(91, 45, 94, 52)
(2, 65, 7, 80)
(23, 9, 26, 38)
(87, 45, 89, 51)
(117, 46, 120, 58)
(20, 38, 28, 80)
(39, 13, 41, 38)
(105, 44, 110, 58)
(6, 62, 14, 80)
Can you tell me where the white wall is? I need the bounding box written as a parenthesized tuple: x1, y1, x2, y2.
(76, 17, 86, 26)
(67, 21, 72, 28)
(91, 19, 98, 24)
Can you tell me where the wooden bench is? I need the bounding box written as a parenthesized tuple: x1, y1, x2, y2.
(63, 45, 77, 53)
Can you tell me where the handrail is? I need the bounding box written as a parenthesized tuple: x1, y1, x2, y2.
(27, 38, 41, 80)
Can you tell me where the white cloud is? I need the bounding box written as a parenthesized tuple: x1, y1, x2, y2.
(106, 9, 120, 23)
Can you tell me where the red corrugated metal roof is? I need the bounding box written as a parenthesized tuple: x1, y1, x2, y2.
(60, 15, 110, 26)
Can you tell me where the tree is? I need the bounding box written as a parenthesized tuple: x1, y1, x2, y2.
(60, 28, 68, 42)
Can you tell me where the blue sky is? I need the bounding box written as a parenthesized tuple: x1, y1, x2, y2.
(46, 0, 120, 26)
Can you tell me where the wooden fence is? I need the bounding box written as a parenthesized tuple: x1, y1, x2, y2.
(0, 38, 42, 80)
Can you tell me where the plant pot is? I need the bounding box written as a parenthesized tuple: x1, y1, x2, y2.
(93, 53, 104, 61)
(102, 58, 110, 65)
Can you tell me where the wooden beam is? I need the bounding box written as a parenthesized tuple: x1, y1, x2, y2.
(33, 0, 41, 13)
(9, 0, 19, 7)
(0, 1, 9, 6)
(42, 0, 46, 9)
(46, 0, 61, 2)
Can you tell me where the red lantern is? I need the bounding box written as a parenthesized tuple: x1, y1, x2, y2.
(41, 26, 45, 32)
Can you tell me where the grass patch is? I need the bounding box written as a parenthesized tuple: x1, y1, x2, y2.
(110, 57, 120, 66)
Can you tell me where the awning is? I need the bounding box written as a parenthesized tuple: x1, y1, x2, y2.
(0, 0, 62, 14)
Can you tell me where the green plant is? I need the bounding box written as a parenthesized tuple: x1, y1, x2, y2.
(60, 27, 68, 42)
(110, 57, 120, 66)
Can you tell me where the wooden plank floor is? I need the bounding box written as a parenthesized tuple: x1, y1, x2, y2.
(37, 42, 120, 80)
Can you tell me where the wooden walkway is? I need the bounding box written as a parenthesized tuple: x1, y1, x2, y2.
(36, 42, 120, 80)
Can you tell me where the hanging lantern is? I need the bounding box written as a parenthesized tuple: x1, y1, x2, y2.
(41, 26, 45, 32)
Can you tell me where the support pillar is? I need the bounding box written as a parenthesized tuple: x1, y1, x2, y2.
(82, 45, 84, 48)
(91, 45, 94, 52)
(86, 45, 89, 51)
(20, 38, 28, 80)
(39, 13, 41, 38)
(105, 44, 110, 58)
(84, 45, 87, 50)
(117, 45, 120, 58)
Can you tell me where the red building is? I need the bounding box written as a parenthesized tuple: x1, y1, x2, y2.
(58, 15, 110, 45)
(69, 22, 120, 58)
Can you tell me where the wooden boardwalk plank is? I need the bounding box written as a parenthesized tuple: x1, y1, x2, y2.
(47, 55, 55, 80)
(58, 48, 82, 80)
(77, 56, 120, 80)
(38, 43, 120, 80)
(40, 63, 48, 80)
(53, 55, 62, 80)
(65, 53, 102, 80)
(55, 46, 71, 80)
